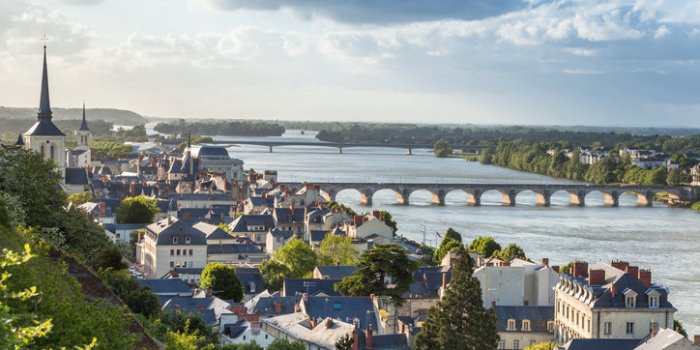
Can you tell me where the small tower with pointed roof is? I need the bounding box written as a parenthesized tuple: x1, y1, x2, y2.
(76, 102, 91, 149)
(23, 45, 66, 179)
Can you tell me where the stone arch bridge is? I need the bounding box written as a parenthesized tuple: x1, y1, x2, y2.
(279, 182, 697, 207)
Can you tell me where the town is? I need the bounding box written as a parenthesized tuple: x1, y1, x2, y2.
(0, 45, 698, 350)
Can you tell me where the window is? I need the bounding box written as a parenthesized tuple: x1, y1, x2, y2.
(507, 319, 516, 331)
(170, 261, 174, 268)
(513, 340, 520, 350)
(176, 249, 180, 256)
(649, 295, 659, 308)
(170, 249, 174, 256)
(625, 295, 636, 308)
(50, 145, 55, 161)
(172, 236, 178, 244)
(626, 322, 634, 335)
(547, 321, 554, 333)
(189, 249, 193, 256)
(185, 236, 191, 244)
(522, 320, 531, 331)
(498, 340, 506, 350)
(603, 322, 612, 335)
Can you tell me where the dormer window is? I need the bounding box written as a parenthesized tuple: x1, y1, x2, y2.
(623, 289, 638, 308)
(647, 289, 661, 309)
(522, 320, 531, 332)
(185, 236, 191, 244)
(172, 236, 178, 244)
(507, 319, 516, 331)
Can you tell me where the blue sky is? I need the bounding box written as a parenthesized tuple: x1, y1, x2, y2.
(1, 0, 700, 126)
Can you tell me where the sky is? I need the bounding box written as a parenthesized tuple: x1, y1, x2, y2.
(1, 0, 700, 126)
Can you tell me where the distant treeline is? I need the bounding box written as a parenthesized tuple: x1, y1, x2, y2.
(0, 107, 145, 125)
(153, 120, 285, 137)
(481, 141, 693, 185)
(315, 123, 666, 147)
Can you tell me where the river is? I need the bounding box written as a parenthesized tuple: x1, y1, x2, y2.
(199, 129, 700, 335)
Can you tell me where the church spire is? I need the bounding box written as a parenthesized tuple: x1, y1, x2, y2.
(38, 45, 52, 121)
(79, 101, 89, 131)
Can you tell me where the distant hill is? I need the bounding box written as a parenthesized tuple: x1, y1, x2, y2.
(0, 106, 146, 125)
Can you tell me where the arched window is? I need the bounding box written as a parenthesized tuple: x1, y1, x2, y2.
(50, 145, 55, 162)
(522, 320, 531, 331)
(40, 145, 45, 156)
(507, 319, 516, 331)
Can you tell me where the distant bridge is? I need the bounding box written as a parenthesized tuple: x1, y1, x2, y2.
(211, 140, 494, 154)
(279, 182, 697, 207)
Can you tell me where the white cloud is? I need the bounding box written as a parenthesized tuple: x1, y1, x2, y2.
(654, 24, 670, 39)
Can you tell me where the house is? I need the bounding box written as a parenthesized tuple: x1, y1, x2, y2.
(206, 241, 267, 265)
(313, 265, 357, 280)
(162, 296, 237, 329)
(282, 279, 340, 297)
(266, 228, 294, 254)
(236, 267, 266, 302)
(228, 214, 276, 246)
(141, 217, 209, 279)
(272, 207, 306, 236)
(103, 223, 148, 244)
(246, 294, 297, 318)
(495, 306, 555, 350)
(344, 212, 394, 245)
(475, 258, 559, 309)
(554, 261, 675, 343)
(138, 278, 193, 306)
(299, 295, 378, 331)
(222, 319, 273, 348)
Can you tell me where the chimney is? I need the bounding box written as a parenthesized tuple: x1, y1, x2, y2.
(442, 272, 447, 290)
(611, 260, 629, 272)
(352, 328, 359, 350)
(422, 272, 427, 286)
(372, 210, 381, 220)
(572, 261, 589, 278)
(500, 261, 511, 267)
(638, 269, 652, 288)
(130, 183, 135, 195)
(273, 301, 282, 314)
(625, 266, 639, 280)
(588, 269, 606, 286)
(302, 292, 308, 302)
(325, 317, 333, 328)
(310, 318, 318, 328)
(365, 326, 374, 349)
(610, 283, 616, 298)
(336, 261, 341, 266)
(693, 335, 700, 345)
(98, 202, 106, 217)
(540, 258, 549, 267)
(552, 265, 560, 273)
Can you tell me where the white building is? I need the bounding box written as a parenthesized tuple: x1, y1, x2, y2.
(474, 258, 559, 309)
(141, 217, 209, 279)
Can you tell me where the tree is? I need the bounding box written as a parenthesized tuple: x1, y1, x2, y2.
(497, 243, 526, 261)
(433, 239, 462, 264)
(378, 210, 398, 235)
(335, 333, 354, 350)
(116, 195, 159, 224)
(335, 244, 417, 305)
(674, 319, 687, 337)
(667, 168, 689, 185)
(259, 259, 290, 292)
(101, 269, 161, 318)
(68, 191, 95, 205)
(163, 323, 216, 350)
(479, 148, 494, 164)
(560, 261, 575, 275)
(525, 342, 559, 350)
(266, 339, 306, 350)
(94, 244, 128, 270)
(443, 227, 463, 243)
(414, 246, 499, 350)
(468, 236, 502, 258)
(220, 341, 263, 350)
(433, 139, 452, 158)
(317, 234, 359, 266)
(273, 238, 318, 279)
(200, 263, 244, 302)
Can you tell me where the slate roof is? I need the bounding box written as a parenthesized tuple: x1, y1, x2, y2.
(147, 218, 208, 245)
(309, 230, 329, 243)
(269, 228, 293, 239)
(406, 266, 451, 298)
(138, 279, 192, 295)
(249, 296, 297, 316)
(229, 215, 275, 232)
(15, 134, 24, 146)
(367, 334, 410, 350)
(563, 339, 641, 350)
(236, 267, 265, 294)
(494, 306, 554, 333)
(283, 278, 340, 297)
(192, 222, 232, 240)
(274, 207, 305, 223)
(223, 320, 247, 339)
(194, 145, 229, 158)
(206, 243, 263, 255)
(634, 328, 691, 350)
(314, 266, 356, 280)
(161, 296, 232, 325)
(302, 296, 376, 330)
(25, 120, 65, 136)
(177, 193, 234, 201)
(65, 167, 89, 185)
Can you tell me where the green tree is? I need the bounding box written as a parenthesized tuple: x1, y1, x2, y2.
(115, 195, 159, 224)
(443, 227, 463, 243)
(378, 210, 398, 235)
(335, 244, 417, 305)
(468, 236, 502, 258)
(414, 246, 499, 350)
(266, 339, 306, 350)
(433, 139, 452, 158)
(497, 243, 526, 261)
(317, 234, 359, 266)
(433, 239, 462, 264)
(68, 191, 95, 205)
(259, 259, 290, 292)
(101, 269, 160, 318)
(163, 323, 216, 350)
(667, 168, 689, 185)
(525, 342, 559, 350)
(335, 333, 354, 350)
(273, 238, 317, 279)
(159, 312, 217, 345)
(93, 244, 128, 270)
(479, 148, 494, 164)
(560, 261, 575, 275)
(674, 319, 687, 337)
(219, 342, 264, 350)
(200, 263, 244, 302)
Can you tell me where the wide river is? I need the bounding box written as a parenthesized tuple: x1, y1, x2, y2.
(213, 130, 700, 335)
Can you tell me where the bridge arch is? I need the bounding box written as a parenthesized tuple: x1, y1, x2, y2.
(480, 188, 516, 206)
(584, 190, 619, 207)
(444, 189, 470, 205)
(549, 189, 586, 207)
(334, 188, 373, 206)
(515, 189, 551, 207)
(618, 190, 654, 207)
(406, 188, 443, 206)
(371, 188, 407, 206)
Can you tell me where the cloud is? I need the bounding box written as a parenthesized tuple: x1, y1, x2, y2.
(200, 0, 525, 24)
(56, 0, 104, 5)
(654, 25, 670, 39)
